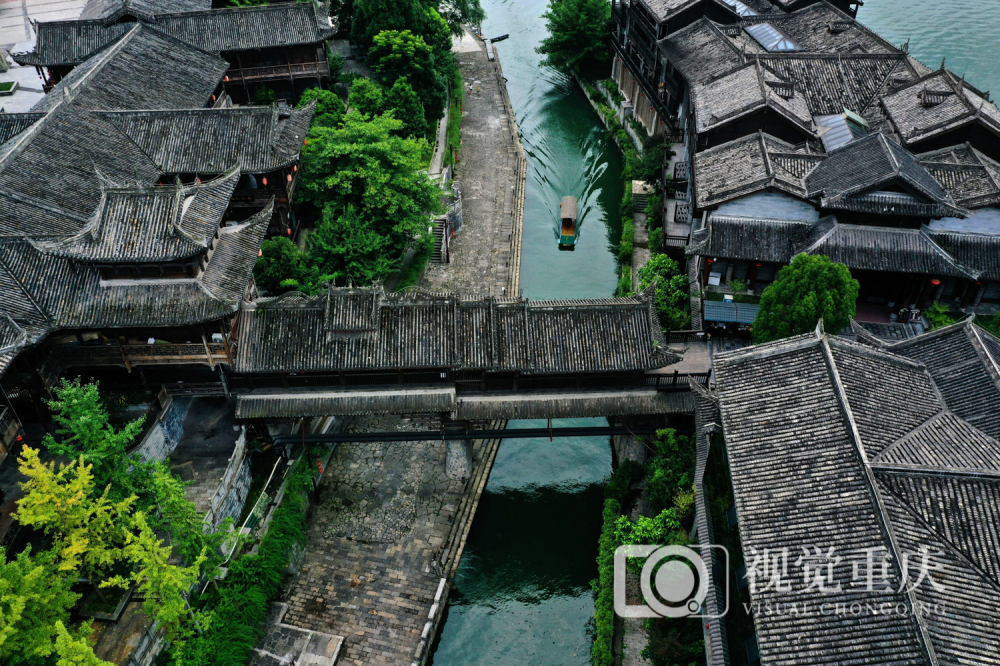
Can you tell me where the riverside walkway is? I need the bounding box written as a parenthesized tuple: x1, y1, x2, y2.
(421, 28, 525, 296)
(268, 35, 528, 666)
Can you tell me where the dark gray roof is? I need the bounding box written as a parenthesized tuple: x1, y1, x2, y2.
(0, 26, 227, 240)
(0, 113, 45, 144)
(15, 2, 337, 67)
(712, 325, 1000, 665)
(28, 169, 239, 262)
(881, 70, 1000, 147)
(804, 133, 964, 216)
(688, 213, 812, 262)
(29, 25, 227, 113)
(95, 105, 314, 174)
(691, 61, 814, 135)
(757, 53, 905, 115)
(0, 202, 269, 332)
(658, 19, 746, 86)
(693, 132, 821, 208)
(233, 286, 677, 374)
(888, 320, 1000, 441)
(920, 144, 1000, 209)
(79, 0, 210, 22)
(792, 218, 980, 278)
(776, 2, 901, 55)
(927, 230, 1000, 281)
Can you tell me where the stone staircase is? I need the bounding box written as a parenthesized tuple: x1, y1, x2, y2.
(431, 219, 447, 263)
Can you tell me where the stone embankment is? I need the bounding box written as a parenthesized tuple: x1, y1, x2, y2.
(422, 29, 524, 296)
(267, 32, 525, 666)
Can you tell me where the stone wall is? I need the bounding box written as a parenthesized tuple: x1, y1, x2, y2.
(133, 397, 192, 463)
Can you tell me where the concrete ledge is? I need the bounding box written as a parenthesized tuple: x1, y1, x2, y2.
(235, 387, 457, 418)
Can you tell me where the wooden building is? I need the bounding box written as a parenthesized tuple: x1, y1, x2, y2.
(13, 0, 337, 104)
(699, 320, 1000, 665)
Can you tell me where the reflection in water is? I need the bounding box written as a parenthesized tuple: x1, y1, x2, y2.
(431, 420, 612, 665)
(859, 0, 1000, 95)
(484, 0, 624, 300)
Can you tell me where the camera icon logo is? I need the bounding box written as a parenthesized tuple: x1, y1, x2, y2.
(613, 544, 729, 618)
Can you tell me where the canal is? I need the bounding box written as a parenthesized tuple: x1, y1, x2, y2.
(430, 0, 625, 662)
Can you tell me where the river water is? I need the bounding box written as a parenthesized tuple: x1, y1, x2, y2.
(432, 1, 990, 663)
(430, 0, 623, 662)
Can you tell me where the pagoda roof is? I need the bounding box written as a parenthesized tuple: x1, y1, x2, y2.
(234, 285, 678, 374)
(14, 2, 337, 67)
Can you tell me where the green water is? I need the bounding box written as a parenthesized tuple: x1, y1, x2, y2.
(859, 0, 1000, 95)
(430, 0, 624, 660)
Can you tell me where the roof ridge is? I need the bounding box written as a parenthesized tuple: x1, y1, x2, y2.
(885, 316, 976, 350)
(826, 335, 927, 370)
(817, 334, 941, 666)
(874, 475, 1000, 597)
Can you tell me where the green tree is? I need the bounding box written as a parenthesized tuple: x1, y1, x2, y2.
(53, 622, 113, 666)
(308, 205, 400, 286)
(16, 448, 134, 577)
(351, 0, 426, 48)
(0, 547, 81, 665)
(298, 88, 346, 128)
(752, 253, 859, 343)
(637, 254, 690, 332)
(253, 237, 313, 295)
(347, 77, 385, 117)
(104, 512, 207, 645)
(298, 110, 441, 253)
(384, 78, 426, 137)
(369, 30, 447, 121)
(537, 0, 612, 74)
(40, 378, 145, 499)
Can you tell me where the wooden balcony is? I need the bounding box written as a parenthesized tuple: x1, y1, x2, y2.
(226, 60, 331, 84)
(51, 342, 231, 371)
(229, 190, 289, 208)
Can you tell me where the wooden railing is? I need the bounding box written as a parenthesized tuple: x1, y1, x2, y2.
(227, 61, 330, 84)
(643, 370, 711, 389)
(50, 343, 230, 370)
(667, 330, 707, 344)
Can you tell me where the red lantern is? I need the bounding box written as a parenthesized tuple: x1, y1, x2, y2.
(303, 138, 308, 146)
(286, 174, 292, 183)
(286, 228, 292, 236)
(930, 279, 941, 286)
(293, 165, 298, 172)
(262, 177, 268, 186)
(317, 460, 323, 474)
(211, 95, 216, 102)
(224, 75, 230, 82)
(755, 262, 763, 267)
(258, 250, 263, 257)
(195, 177, 201, 184)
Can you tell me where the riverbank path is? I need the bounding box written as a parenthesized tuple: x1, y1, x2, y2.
(421, 27, 525, 296)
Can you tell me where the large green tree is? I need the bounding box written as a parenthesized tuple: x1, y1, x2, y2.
(369, 30, 447, 121)
(298, 88, 345, 128)
(298, 110, 441, 244)
(385, 79, 427, 137)
(351, 0, 427, 48)
(752, 253, 859, 343)
(347, 77, 385, 117)
(537, 0, 612, 74)
(637, 254, 690, 332)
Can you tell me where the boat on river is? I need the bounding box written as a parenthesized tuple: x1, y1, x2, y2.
(558, 196, 578, 250)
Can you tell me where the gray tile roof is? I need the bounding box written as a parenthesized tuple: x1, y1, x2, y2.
(927, 230, 1000, 281)
(757, 53, 905, 116)
(233, 285, 677, 374)
(691, 60, 813, 134)
(27, 169, 239, 262)
(776, 2, 901, 55)
(95, 105, 315, 174)
(791, 218, 980, 278)
(693, 132, 821, 208)
(804, 133, 964, 217)
(79, 0, 210, 22)
(919, 144, 1000, 209)
(688, 213, 812, 262)
(658, 19, 746, 86)
(15, 2, 337, 67)
(712, 324, 1000, 665)
(881, 70, 1000, 147)
(0, 113, 45, 145)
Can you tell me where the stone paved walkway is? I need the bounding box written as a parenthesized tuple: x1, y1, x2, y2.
(421, 28, 524, 297)
(282, 416, 466, 666)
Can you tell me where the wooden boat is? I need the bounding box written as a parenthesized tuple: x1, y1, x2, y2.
(559, 196, 578, 250)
